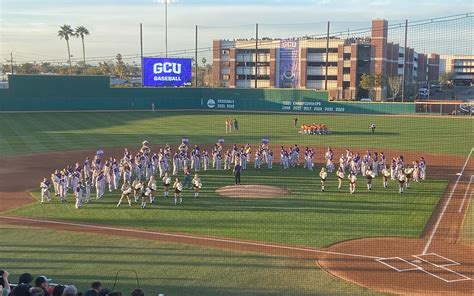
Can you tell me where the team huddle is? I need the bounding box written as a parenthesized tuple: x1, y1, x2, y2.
(39, 140, 427, 208)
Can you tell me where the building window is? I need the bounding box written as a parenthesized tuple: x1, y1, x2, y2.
(343, 67, 351, 74)
(343, 53, 351, 60)
(343, 81, 350, 88)
(222, 74, 230, 81)
(222, 49, 230, 55)
(222, 61, 231, 67)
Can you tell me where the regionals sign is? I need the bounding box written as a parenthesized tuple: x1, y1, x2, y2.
(142, 57, 192, 87)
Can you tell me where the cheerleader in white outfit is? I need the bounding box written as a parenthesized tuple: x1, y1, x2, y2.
(117, 181, 132, 207)
(162, 172, 172, 198)
(336, 167, 345, 189)
(148, 176, 157, 203)
(132, 180, 142, 202)
(192, 174, 202, 199)
(319, 168, 327, 192)
(365, 167, 375, 190)
(382, 165, 391, 188)
(173, 178, 183, 205)
(398, 171, 406, 193)
(348, 171, 357, 194)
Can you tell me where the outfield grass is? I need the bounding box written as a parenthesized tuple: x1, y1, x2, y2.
(0, 224, 382, 296)
(9, 165, 445, 248)
(0, 112, 472, 156)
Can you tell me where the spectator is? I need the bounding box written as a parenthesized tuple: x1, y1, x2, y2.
(98, 289, 110, 296)
(1, 270, 11, 296)
(130, 289, 144, 296)
(84, 282, 101, 296)
(12, 273, 33, 296)
(61, 286, 77, 296)
(34, 277, 51, 296)
(52, 285, 65, 296)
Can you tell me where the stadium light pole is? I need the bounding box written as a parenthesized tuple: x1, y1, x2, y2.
(159, 0, 177, 58)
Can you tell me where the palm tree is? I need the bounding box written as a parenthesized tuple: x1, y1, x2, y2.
(57, 25, 75, 74)
(75, 26, 90, 72)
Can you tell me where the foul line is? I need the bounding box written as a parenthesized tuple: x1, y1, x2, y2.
(0, 215, 382, 260)
(422, 148, 474, 255)
(458, 175, 474, 213)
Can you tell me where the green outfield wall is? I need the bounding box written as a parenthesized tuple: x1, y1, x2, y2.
(0, 75, 415, 114)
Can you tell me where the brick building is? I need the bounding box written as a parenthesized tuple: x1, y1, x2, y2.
(212, 19, 440, 101)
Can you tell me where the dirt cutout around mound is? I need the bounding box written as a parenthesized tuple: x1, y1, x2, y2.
(216, 185, 289, 199)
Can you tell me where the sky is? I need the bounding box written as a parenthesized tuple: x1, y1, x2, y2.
(0, 0, 472, 65)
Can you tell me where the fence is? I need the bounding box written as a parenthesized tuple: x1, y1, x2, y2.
(0, 75, 415, 114)
(415, 100, 473, 115)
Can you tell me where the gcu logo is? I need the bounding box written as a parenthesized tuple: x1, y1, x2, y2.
(281, 41, 297, 48)
(153, 62, 182, 74)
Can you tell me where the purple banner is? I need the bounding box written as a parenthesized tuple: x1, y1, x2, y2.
(279, 39, 299, 88)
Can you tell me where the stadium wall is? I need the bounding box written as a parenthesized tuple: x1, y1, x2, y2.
(0, 75, 415, 114)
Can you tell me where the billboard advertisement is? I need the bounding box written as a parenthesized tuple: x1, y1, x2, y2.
(278, 39, 299, 88)
(142, 57, 192, 87)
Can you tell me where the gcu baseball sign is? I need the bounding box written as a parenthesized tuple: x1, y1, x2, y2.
(143, 57, 192, 87)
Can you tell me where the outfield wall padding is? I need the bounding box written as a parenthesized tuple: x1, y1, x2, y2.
(0, 75, 415, 114)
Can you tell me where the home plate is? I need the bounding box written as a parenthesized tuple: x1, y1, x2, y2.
(456, 173, 462, 176)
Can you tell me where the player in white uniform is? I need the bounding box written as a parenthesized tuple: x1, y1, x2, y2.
(95, 172, 106, 200)
(74, 181, 83, 209)
(84, 177, 92, 204)
(58, 173, 67, 203)
(267, 150, 273, 169)
(40, 178, 51, 204)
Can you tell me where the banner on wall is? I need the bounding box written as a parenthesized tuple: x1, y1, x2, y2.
(278, 39, 299, 88)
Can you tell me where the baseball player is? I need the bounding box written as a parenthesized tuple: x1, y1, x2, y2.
(203, 150, 210, 171)
(336, 166, 345, 189)
(192, 174, 202, 199)
(95, 171, 106, 200)
(419, 157, 427, 180)
(348, 171, 357, 194)
(162, 172, 172, 198)
(254, 151, 262, 169)
(51, 170, 60, 196)
(224, 150, 231, 170)
(74, 181, 83, 209)
(173, 178, 183, 205)
(84, 177, 92, 204)
(40, 178, 51, 204)
(267, 149, 273, 169)
(172, 152, 179, 176)
(215, 153, 222, 170)
(381, 165, 391, 188)
(58, 173, 67, 203)
(319, 167, 328, 192)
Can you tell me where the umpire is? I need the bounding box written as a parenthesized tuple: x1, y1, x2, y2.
(233, 163, 241, 185)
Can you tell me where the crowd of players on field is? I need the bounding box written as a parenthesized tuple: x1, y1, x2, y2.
(38, 140, 427, 209)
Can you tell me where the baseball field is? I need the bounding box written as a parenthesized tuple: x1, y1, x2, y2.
(0, 111, 473, 295)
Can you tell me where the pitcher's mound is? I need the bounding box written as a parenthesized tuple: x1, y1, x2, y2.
(216, 185, 289, 199)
